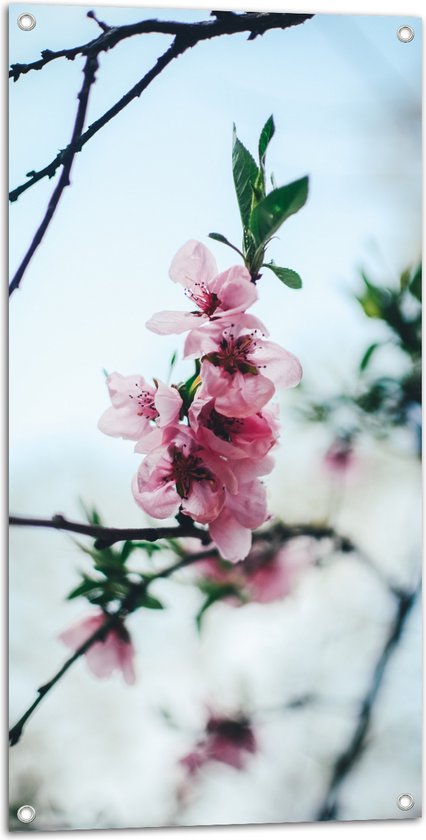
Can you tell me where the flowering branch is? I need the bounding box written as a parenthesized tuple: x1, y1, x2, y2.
(316, 582, 421, 820)
(9, 53, 99, 296)
(9, 546, 215, 747)
(9, 512, 208, 549)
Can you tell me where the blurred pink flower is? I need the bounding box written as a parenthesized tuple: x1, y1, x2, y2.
(184, 316, 302, 418)
(197, 536, 316, 603)
(180, 715, 256, 776)
(132, 426, 237, 525)
(59, 613, 136, 685)
(146, 240, 257, 335)
(323, 437, 356, 475)
(98, 373, 182, 452)
(244, 537, 316, 603)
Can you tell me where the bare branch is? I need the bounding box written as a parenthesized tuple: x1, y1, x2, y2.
(9, 512, 209, 549)
(9, 13, 314, 204)
(9, 39, 185, 205)
(316, 582, 421, 820)
(9, 54, 99, 296)
(9, 12, 314, 81)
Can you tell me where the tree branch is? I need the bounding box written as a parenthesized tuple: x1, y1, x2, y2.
(9, 39, 183, 205)
(9, 54, 99, 296)
(9, 546, 215, 746)
(9, 12, 314, 204)
(9, 510, 403, 748)
(9, 12, 314, 81)
(9, 512, 209, 549)
(315, 582, 421, 820)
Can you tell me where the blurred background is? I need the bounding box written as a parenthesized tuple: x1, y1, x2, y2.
(9, 3, 421, 829)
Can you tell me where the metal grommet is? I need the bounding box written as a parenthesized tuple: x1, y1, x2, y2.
(17, 805, 36, 823)
(397, 25, 414, 43)
(17, 13, 36, 31)
(397, 793, 414, 811)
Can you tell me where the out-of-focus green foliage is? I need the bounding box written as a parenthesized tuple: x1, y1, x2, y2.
(302, 263, 421, 455)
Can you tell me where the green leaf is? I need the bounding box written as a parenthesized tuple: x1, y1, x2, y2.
(121, 541, 136, 563)
(167, 350, 178, 383)
(359, 342, 381, 372)
(409, 263, 422, 302)
(139, 594, 164, 610)
(79, 499, 103, 526)
(249, 176, 309, 248)
(195, 584, 241, 631)
(66, 576, 102, 600)
(120, 541, 162, 560)
(178, 359, 202, 411)
(356, 275, 390, 319)
(208, 232, 244, 259)
(232, 125, 259, 228)
(76, 541, 123, 574)
(258, 115, 275, 163)
(264, 264, 302, 289)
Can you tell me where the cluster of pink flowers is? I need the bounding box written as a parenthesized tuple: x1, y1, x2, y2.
(99, 240, 302, 562)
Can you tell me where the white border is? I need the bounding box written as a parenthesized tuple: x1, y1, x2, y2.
(2, 1, 424, 838)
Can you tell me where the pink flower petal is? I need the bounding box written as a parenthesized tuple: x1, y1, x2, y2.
(209, 369, 276, 418)
(209, 266, 257, 313)
(169, 240, 217, 289)
(154, 380, 182, 426)
(256, 340, 303, 388)
(116, 637, 137, 685)
(98, 406, 150, 440)
(146, 310, 205, 335)
(209, 508, 252, 562)
(85, 639, 118, 679)
(228, 480, 268, 529)
(181, 478, 225, 524)
(59, 614, 105, 649)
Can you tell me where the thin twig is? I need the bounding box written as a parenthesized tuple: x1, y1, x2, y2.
(316, 582, 421, 820)
(9, 54, 99, 296)
(9, 12, 314, 81)
(9, 13, 314, 203)
(9, 546, 215, 746)
(9, 39, 183, 205)
(9, 513, 209, 549)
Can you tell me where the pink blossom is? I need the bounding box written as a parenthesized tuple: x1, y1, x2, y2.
(180, 715, 256, 776)
(323, 436, 356, 475)
(197, 536, 316, 604)
(98, 373, 182, 452)
(59, 613, 136, 685)
(244, 536, 316, 603)
(189, 393, 280, 461)
(146, 240, 258, 336)
(132, 426, 238, 524)
(209, 465, 269, 562)
(184, 316, 302, 418)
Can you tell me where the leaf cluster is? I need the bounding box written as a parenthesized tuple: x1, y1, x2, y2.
(67, 506, 165, 611)
(209, 115, 309, 287)
(301, 264, 421, 450)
